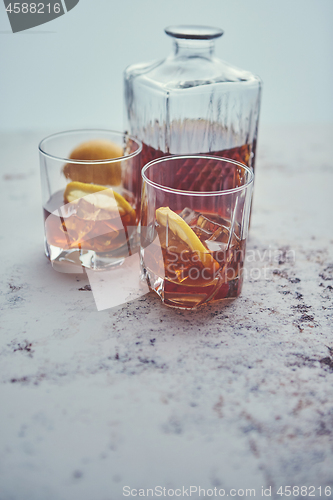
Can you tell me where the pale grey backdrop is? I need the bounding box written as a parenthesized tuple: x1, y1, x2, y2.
(0, 0, 332, 131)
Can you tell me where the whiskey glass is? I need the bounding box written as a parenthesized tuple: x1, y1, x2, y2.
(140, 155, 254, 309)
(39, 130, 142, 271)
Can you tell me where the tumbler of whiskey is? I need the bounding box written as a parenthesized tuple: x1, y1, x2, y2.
(140, 155, 254, 309)
(39, 130, 142, 271)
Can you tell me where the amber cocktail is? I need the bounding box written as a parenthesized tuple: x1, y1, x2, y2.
(39, 130, 142, 271)
(140, 156, 254, 309)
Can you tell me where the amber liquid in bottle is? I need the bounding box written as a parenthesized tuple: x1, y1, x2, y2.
(127, 142, 255, 196)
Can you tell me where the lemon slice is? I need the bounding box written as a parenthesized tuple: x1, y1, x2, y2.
(64, 181, 134, 215)
(63, 139, 123, 186)
(156, 207, 219, 272)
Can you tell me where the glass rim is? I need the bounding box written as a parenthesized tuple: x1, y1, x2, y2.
(142, 155, 254, 197)
(38, 129, 142, 164)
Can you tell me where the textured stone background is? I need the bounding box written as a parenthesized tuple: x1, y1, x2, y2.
(0, 125, 332, 499)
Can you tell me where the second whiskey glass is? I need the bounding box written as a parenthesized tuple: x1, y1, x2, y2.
(39, 130, 142, 271)
(140, 155, 254, 309)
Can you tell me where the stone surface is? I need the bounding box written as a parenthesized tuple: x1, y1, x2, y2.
(0, 125, 332, 499)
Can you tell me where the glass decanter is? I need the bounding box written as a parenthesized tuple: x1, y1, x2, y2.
(124, 25, 262, 190)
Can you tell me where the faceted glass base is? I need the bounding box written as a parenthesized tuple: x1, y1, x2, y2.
(45, 238, 138, 272)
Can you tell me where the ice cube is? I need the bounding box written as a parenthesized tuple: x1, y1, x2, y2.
(75, 193, 121, 221)
(49, 193, 131, 253)
(197, 214, 228, 235)
(205, 239, 228, 253)
(204, 222, 235, 264)
(192, 213, 231, 252)
(208, 225, 230, 244)
(61, 215, 94, 246)
(76, 198, 102, 221)
(205, 222, 239, 255)
(191, 225, 213, 240)
(178, 207, 199, 225)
